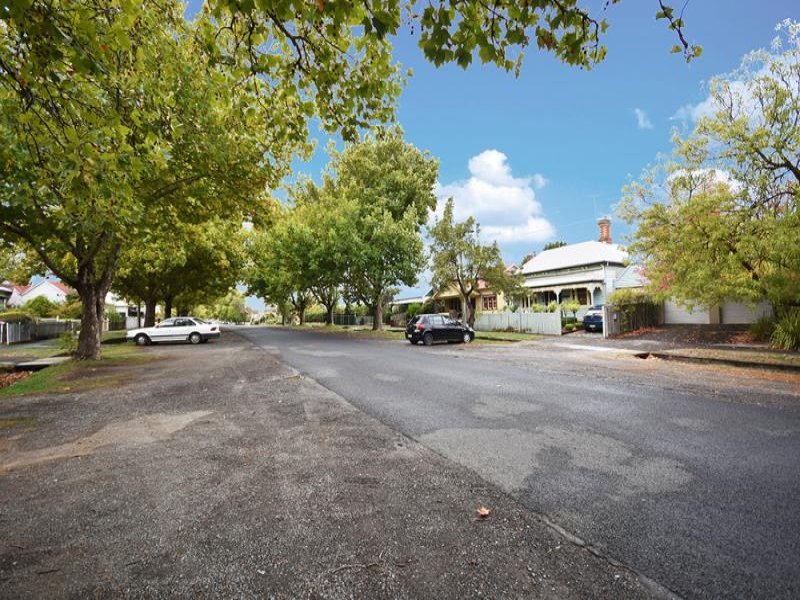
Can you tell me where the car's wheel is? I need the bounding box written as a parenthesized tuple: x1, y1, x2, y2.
(462, 332, 472, 343)
(134, 334, 150, 346)
(189, 332, 202, 345)
(422, 332, 433, 346)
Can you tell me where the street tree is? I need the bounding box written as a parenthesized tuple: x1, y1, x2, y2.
(343, 203, 424, 330)
(246, 210, 314, 325)
(331, 131, 438, 330)
(279, 182, 354, 325)
(620, 20, 800, 313)
(212, 291, 248, 324)
(114, 219, 246, 326)
(0, 1, 276, 358)
(429, 198, 522, 327)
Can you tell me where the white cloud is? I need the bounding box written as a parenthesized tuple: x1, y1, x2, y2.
(634, 108, 653, 129)
(532, 173, 548, 190)
(433, 150, 555, 244)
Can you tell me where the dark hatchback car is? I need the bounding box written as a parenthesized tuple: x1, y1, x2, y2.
(583, 305, 604, 332)
(406, 314, 475, 346)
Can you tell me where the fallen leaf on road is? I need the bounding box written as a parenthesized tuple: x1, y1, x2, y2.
(475, 506, 492, 518)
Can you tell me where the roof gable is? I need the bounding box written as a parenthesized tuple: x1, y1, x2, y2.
(521, 241, 627, 274)
(49, 280, 75, 295)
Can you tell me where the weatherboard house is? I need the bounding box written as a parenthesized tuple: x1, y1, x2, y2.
(518, 217, 626, 314)
(7, 279, 75, 308)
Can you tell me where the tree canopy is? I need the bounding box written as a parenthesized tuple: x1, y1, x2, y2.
(429, 197, 521, 327)
(0, 1, 277, 358)
(620, 20, 800, 312)
(246, 131, 437, 329)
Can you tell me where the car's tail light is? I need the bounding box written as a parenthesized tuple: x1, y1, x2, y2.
(416, 322, 426, 331)
(210, 327, 217, 331)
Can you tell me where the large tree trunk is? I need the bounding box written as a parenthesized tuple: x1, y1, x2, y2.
(164, 295, 174, 318)
(372, 302, 383, 331)
(76, 285, 104, 360)
(462, 294, 476, 328)
(325, 303, 335, 326)
(74, 259, 115, 360)
(298, 307, 306, 325)
(144, 296, 157, 327)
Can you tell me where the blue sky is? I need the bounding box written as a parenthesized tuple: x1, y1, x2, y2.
(186, 1, 797, 305)
(292, 1, 796, 297)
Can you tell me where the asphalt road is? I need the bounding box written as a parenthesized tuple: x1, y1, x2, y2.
(234, 326, 800, 599)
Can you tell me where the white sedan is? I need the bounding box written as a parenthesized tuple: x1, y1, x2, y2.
(126, 317, 221, 346)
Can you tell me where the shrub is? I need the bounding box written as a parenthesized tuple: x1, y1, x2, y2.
(546, 301, 558, 313)
(56, 298, 83, 319)
(749, 317, 775, 342)
(106, 309, 125, 326)
(59, 331, 78, 354)
(304, 307, 327, 323)
(608, 287, 654, 305)
(0, 311, 34, 323)
(406, 302, 422, 319)
(531, 303, 545, 313)
(771, 310, 800, 351)
(22, 296, 59, 317)
(561, 300, 580, 318)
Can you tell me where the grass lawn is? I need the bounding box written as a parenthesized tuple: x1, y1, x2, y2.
(0, 343, 154, 398)
(473, 331, 545, 343)
(0, 330, 128, 362)
(0, 338, 63, 360)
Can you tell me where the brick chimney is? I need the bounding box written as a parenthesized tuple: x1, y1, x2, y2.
(597, 216, 612, 244)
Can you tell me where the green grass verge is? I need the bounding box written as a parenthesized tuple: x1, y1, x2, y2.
(102, 330, 128, 343)
(0, 338, 63, 359)
(0, 331, 129, 361)
(0, 344, 154, 398)
(474, 331, 545, 343)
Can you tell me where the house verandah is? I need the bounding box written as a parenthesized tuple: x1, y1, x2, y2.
(516, 279, 600, 311)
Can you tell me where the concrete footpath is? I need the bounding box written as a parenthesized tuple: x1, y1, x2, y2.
(0, 333, 653, 599)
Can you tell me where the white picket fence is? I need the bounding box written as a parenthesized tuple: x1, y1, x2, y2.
(474, 311, 562, 336)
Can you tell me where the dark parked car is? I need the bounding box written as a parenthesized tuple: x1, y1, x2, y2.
(583, 305, 604, 332)
(406, 314, 475, 346)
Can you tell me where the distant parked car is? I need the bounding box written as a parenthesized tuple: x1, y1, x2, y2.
(406, 314, 475, 346)
(127, 317, 220, 346)
(583, 305, 604, 332)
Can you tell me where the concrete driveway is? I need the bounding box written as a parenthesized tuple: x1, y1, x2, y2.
(234, 325, 800, 599)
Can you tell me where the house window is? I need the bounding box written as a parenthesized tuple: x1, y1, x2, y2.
(482, 294, 498, 311)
